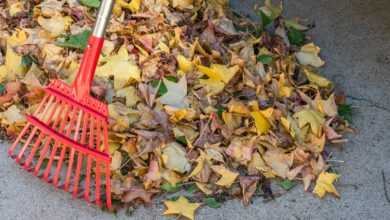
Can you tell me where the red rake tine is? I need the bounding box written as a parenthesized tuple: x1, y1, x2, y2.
(8, 0, 114, 209)
(71, 113, 90, 196)
(23, 99, 63, 169)
(8, 94, 50, 157)
(63, 110, 83, 191)
(33, 101, 69, 175)
(15, 95, 57, 163)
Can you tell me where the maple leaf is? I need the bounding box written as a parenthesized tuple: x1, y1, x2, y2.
(250, 111, 271, 135)
(198, 64, 239, 95)
(313, 172, 340, 198)
(296, 43, 325, 67)
(293, 108, 325, 137)
(162, 142, 191, 174)
(163, 196, 201, 220)
(263, 149, 293, 178)
(158, 76, 188, 108)
(96, 46, 141, 90)
(37, 15, 72, 37)
(211, 165, 239, 187)
(302, 66, 332, 88)
(0, 105, 25, 124)
(176, 54, 194, 73)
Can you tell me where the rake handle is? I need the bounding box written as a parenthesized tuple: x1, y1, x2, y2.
(73, 0, 114, 99)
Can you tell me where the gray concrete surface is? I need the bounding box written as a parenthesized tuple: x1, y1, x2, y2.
(1, 0, 390, 219)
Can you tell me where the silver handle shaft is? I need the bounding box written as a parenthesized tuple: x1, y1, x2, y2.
(92, 0, 114, 38)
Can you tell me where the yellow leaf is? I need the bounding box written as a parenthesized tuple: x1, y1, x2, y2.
(302, 66, 332, 88)
(0, 66, 7, 83)
(116, 0, 142, 13)
(227, 99, 250, 115)
(316, 93, 338, 117)
(37, 15, 72, 37)
(188, 152, 207, 178)
(0, 105, 25, 124)
(158, 41, 170, 53)
(278, 73, 293, 97)
(263, 149, 293, 178)
(296, 43, 325, 67)
(176, 54, 193, 73)
(4, 30, 28, 79)
(163, 196, 201, 220)
(161, 169, 183, 185)
(248, 152, 275, 178)
(211, 165, 238, 187)
(198, 64, 239, 95)
(313, 172, 340, 198)
(172, 0, 193, 10)
(96, 46, 140, 90)
(5, 46, 24, 80)
(195, 182, 213, 195)
(116, 86, 140, 107)
(162, 142, 191, 174)
(9, 2, 24, 16)
(110, 151, 122, 171)
(293, 108, 325, 137)
(250, 111, 271, 135)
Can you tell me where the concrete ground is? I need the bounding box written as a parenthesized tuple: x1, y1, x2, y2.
(1, 0, 390, 219)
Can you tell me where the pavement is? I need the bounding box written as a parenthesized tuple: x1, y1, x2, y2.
(1, 0, 390, 219)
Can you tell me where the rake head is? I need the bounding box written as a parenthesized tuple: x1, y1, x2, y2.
(8, 79, 112, 209)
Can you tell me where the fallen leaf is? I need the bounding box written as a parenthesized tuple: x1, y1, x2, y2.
(263, 149, 293, 178)
(158, 76, 188, 108)
(211, 165, 239, 187)
(122, 185, 154, 203)
(96, 46, 141, 90)
(38, 15, 72, 37)
(293, 108, 325, 137)
(250, 111, 271, 135)
(313, 172, 340, 198)
(198, 64, 239, 95)
(162, 142, 191, 174)
(296, 43, 325, 67)
(163, 196, 201, 220)
(0, 105, 25, 124)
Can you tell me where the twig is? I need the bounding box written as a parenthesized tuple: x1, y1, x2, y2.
(381, 170, 390, 204)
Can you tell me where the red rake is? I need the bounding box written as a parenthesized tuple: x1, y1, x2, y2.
(8, 0, 115, 209)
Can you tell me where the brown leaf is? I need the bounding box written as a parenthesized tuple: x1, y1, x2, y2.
(122, 185, 154, 204)
(239, 176, 260, 206)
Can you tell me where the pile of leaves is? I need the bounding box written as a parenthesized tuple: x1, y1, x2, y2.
(0, 0, 352, 219)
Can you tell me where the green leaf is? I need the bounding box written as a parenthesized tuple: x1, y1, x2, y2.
(256, 54, 273, 65)
(79, 0, 101, 8)
(287, 27, 305, 46)
(185, 184, 198, 194)
(151, 76, 178, 97)
(338, 104, 352, 123)
(0, 84, 5, 94)
(21, 55, 33, 68)
(279, 180, 296, 191)
(176, 136, 188, 146)
(56, 30, 92, 50)
(166, 195, 180, 201)
(204, 197, 221, 208)
(259, 10, 273, 28)
(216, 106, 225, 119)
(161, 183, 182, 193)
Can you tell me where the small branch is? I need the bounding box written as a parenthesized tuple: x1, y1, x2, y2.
(381, 170, 390, 204)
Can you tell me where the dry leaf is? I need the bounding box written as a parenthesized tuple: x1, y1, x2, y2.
(163, 196, 201, 220)
(313, 172, 340, 198)
(211, 165, 239, 187)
